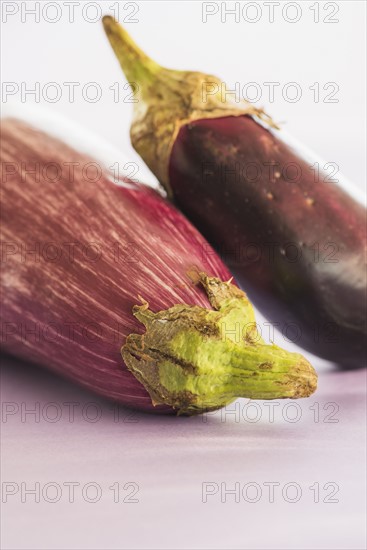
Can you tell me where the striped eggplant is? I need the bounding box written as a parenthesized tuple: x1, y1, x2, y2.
(103, 16, 367, 369)
(0, 117, 317, 415)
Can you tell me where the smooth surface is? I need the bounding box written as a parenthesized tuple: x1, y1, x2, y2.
(1, 356, 366, 550)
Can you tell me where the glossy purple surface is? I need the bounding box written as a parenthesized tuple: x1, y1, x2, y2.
(169, 115, 366, 367)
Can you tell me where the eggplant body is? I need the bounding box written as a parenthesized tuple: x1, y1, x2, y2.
(0, 119, 232, 412)
(169, 115, 367, 368)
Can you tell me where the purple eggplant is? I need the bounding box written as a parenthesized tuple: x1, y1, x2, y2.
(0, 118, 317, 415)
(103, 16, 366, 368)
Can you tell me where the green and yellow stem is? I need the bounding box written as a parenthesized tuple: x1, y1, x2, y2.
(102, 16, 160, 90)
(122, 273, 317, 415)
(102, 16, 277, 193)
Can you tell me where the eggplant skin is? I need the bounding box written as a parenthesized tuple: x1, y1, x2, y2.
(169, 115, 367, 368)
(0, 119, 232, 413)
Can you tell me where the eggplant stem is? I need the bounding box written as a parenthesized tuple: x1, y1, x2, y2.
(102, 16, 160, 87)
(121, 273, 317, 415)
(102, 16, 279, 192)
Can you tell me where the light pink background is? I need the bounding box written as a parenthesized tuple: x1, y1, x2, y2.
(1, 357, 366, 549)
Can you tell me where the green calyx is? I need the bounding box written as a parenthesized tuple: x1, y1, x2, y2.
(102, 16, 277, 193)
(122, 273, 317, 415)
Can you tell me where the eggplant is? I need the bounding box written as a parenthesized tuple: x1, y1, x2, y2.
(103, 17, 367, 368)
(0, 117, 317, 415)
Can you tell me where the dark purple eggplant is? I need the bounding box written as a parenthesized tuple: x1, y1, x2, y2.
(103, 16, 367, 368)
(0, 118, 317, 415)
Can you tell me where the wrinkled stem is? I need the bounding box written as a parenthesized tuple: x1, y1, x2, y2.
(102, 16, 278, 190)
(122, 273, 317, 415)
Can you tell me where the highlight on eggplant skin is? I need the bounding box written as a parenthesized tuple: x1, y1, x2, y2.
(102, 16, 367, 369)
(0, 119, 317, 415)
